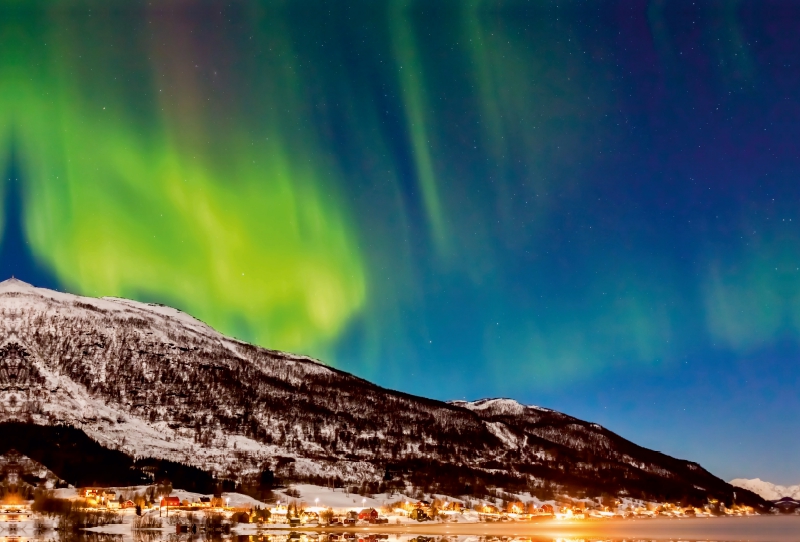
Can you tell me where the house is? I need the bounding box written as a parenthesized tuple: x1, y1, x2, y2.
(442, 502, 464, 512)
(81, 488, 118, 508)
(161, 496, 181, 507)
(199, 497, 212, 507)
(357, 508, 378, 521)
(121, 500, 136, 509)
(409, 508, 429, 521)
(539, 504, 554, 515)
(506, 501, 525, 514)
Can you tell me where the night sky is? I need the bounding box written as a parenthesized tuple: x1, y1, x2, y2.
(2, 1, 798, 484)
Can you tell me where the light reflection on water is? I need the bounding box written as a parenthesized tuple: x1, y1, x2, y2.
(0, 534, 738, 542)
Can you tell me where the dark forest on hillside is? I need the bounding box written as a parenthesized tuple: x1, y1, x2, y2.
(0, 423, 214, 492)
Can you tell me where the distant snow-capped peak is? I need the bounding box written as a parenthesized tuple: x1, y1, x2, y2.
(730, 478, 800, 501)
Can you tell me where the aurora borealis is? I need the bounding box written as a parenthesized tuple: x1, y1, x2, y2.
(1, 1, 799, 482)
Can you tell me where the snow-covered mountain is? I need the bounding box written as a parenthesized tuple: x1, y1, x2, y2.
(0, 278, 766, 507)
(730, 478, 800, 501)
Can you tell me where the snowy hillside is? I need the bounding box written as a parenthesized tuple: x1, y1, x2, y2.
(730, 478, 800, 501)
(0, 278, 765, 507)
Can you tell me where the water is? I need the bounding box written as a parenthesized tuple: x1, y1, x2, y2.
(3, 517, 800, 542)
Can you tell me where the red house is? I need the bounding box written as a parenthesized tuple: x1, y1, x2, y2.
(539, 504, 554, 515)
(161, 496, 181, 507)
(357, 508, 378, 521)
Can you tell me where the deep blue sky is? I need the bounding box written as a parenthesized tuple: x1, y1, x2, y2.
(2, 1, 799, 484)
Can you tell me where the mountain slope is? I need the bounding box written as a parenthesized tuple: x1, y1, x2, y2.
(0, 278, 766, 507)
(730, 478, 800, 501)
(0, 422, 215, 491)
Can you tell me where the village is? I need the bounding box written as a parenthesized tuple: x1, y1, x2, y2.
(0, 448, 767, 535)
(0, 481, 766, 536)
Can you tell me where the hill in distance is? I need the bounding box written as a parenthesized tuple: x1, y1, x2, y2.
(0, 278, 767, 508)
(730, 478, 800, 501)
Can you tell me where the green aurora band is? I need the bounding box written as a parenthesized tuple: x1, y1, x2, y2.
(0, 1, 794, 395)
(2, 5, 366, 355)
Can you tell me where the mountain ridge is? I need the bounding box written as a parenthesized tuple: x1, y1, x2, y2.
(730, 478, 800, 501)
(0, 278, 767, 507)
